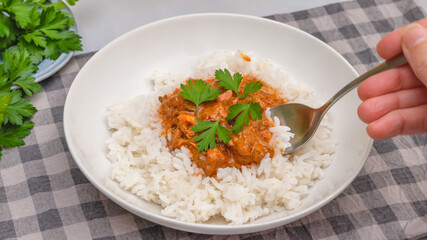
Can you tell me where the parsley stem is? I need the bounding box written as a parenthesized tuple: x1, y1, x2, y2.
(196, 105, 199, 119)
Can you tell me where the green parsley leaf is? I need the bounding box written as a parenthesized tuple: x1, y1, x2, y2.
(226, 101, 262, 134)
(38, 31, 82, 61)
(0, 14, 12, 38)
(0, 93, 12, 126)
(28, 5, 41, 28)
(16, 40, 45, 64)
(0, 35, 16, 50)
(32, 0, 47, 4)
(240, 81, 263, 99)
(180, 79, 220, 119)
(0, 14, 18, 50)
(39, 6, 69, 31)
(2, 90, 37, 125)
(215, 69, 242, 96)
(65, 0, 79, 6)
(23, 30, 47, 47)
(66, 13, 75, 27)
(49, 1, 66, 11)
(0, 66, 11, 95)
(41, 28, 61, 39)
(43, 40, 59, 59)
(18, 6, 74, 52)
(0, 83, 10, 96)
(52, 30, 82, 52)
(13, 75, 42, 97)
(0, 119, 34, 148)
(192, 120, 232, 151)
(8, 2, 32, 28)
(2, 47, 38, 81)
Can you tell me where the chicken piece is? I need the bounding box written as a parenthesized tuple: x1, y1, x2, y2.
(177, 114, 197, 138)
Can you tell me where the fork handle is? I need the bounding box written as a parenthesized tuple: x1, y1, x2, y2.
(320, 53, 408, 112)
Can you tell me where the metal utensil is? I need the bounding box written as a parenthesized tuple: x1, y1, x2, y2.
(269, 53, 408, 154)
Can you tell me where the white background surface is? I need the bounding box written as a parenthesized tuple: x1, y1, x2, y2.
(69, 0, 349, 54)
(69, 0, 427, 54)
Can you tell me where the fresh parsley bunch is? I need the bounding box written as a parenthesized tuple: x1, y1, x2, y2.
(0, 0, 82, 64)
(0, 0, 82, 158)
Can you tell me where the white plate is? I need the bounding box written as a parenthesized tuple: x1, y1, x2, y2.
(64, 13, 372, 235)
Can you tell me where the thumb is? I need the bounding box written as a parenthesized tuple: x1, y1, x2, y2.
(402, 23, 427, 87)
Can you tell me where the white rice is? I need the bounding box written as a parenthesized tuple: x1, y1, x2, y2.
(106, 50, 336, 224)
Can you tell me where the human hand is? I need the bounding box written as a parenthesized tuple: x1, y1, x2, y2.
(357, 18, 427, 140)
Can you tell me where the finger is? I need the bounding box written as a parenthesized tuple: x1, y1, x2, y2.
(376, 18, 427, 59)
(402, 23, 427, 87)
(357, 65, 424, 101)
(358, 87, 427, 123)
(366, 104, 427, 140)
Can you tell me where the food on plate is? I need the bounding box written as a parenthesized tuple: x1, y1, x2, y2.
(158, 71, 288, 177)
(106, 51, 336, 224)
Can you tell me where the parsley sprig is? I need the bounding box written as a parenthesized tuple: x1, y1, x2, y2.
(215, 69, 263, 99)
(226, 101, 262, 134)
(180, 79, 220, 119)
(0, 0, 82, 64)
(192, 120, 231, 151)
(0, 119, 34, 155)
(178, 68, 265, 152)
(240, 81, 263, 99)
(0, 0, 82, 159)
(2, 90, 37, 126)
(0, 48, 40, 158)
(215, 69, 242, 97)
(2, 47, 41, 95)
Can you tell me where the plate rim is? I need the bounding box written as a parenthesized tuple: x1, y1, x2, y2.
(63, 12, 373, 235)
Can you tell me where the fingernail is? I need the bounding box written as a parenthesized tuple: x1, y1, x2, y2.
(403, 23, 427, 48)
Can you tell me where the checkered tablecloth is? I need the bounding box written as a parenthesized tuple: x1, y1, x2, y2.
(1, 0, 427, 239)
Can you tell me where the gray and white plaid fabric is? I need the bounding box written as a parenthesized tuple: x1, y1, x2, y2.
(1, 0, 427, 239)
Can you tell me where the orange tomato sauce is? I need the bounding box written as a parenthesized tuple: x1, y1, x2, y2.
(158, 75, 288, 177)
